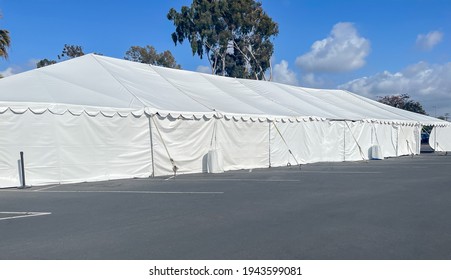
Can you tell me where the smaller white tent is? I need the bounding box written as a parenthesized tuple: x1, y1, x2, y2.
(430, 126, 451, 152)
(0, 54, 449, 188)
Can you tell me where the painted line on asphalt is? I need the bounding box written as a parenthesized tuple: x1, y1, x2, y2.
(299, 171, 381, 174)
(5, 190, 224, 195)
(33, 184, 61, 192)
(0, 212, 52, 221)
(390, 163, 451, 165)
(167, 179, 302, 182)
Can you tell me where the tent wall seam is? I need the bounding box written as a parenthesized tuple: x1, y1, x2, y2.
(268, 122, 271, 168)
(150, 115, 178, 175)
(147, 116, 155, 177)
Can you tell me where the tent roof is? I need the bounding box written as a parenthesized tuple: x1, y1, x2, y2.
(0, 54, 448, 126)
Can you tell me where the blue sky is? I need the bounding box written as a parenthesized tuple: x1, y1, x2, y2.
(1, 0, 450, 116)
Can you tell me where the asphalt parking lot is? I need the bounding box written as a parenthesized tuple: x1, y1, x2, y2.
(1, 152, 450, 260)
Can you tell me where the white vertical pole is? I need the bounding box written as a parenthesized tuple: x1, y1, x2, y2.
(148, 115, 155, 177)
(434, 126, 437, 151)
(268, 121, 271, 168)
(343, 122, 346, 161)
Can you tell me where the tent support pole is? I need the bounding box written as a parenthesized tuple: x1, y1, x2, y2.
(343, 122, 346, 161)
(18, 151, 26, 189)
(416, 125, 421, 154)
(268, 121, 271, 168)
(148, 115, 155, 177)
(150, 114, 178, 177)
(371, 124, 374, 146)
(434, 126, 437, 151)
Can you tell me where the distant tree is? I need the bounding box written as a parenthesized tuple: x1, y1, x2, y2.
(124, 45, 181, 69)
(167, 0, 278, 80)
(0, 13, 11, 59)
(36, 44, 86, 68)
(0, 74, 3, 79)
(58, 44, 85, 60)
(377, 94, 427, 115)
(437, 113, 450, 121)
(36, 58, 57, 68)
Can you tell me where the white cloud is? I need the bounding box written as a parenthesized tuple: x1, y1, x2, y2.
(196, 65, 211, 74)
(338, 61, 451, 114)
(0, 67, 15, 77)
(300, 73, 324, 88)
(416, 31, 443, 51)
(0, 58, 40, 78)
(272, 60, 298, 85)
(296, 22, 370, 73)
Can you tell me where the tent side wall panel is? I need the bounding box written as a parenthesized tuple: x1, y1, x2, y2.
(0, 110, 434, 188)
(269, 121, 304, 167)
(151, 116, 215, 176)
(314, 121, 345, 162)
(429, 126, 451, 152)
(397, 125, 421, 155)
(344, 121, 372, 161)
(270, 121, 345, 166)
(216, 118, 269, 171)
(0, 111, 152, 188)
(373, 124, 398, 158)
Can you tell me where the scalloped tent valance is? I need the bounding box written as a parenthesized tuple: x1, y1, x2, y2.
(0, 54, 448, 127)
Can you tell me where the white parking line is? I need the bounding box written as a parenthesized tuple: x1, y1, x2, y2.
(163, 179, 301, 182)
(0, 212, 52, 221)
(6, 190, 224, 195)
(300, 171, 381, 174)
(33, 184, 61, 191)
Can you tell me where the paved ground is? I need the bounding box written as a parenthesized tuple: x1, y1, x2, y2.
(0, 151, 450, 260)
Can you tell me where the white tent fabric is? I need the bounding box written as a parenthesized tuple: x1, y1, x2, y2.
(0, 54, 449, 188)
(429, 126, 451, 152)
(0, 111, 151, 186)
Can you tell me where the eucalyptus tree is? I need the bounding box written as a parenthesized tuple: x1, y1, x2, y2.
(167, 0, 278, 80)
(36, 44, 85, 68)
(125, 45, 181, 69)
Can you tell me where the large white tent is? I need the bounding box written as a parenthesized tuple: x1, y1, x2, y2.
(0, 54, 449, 188)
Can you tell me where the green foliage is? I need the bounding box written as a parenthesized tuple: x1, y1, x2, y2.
(377, 94, 427, 115)
(0, 13, 11, 59)
(58, 44, 85, 60)
(124, 45, 181, 69)
(36, 44, 85, 68)
(36, 58, 57, 68)
(167, 0, 278, 79)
